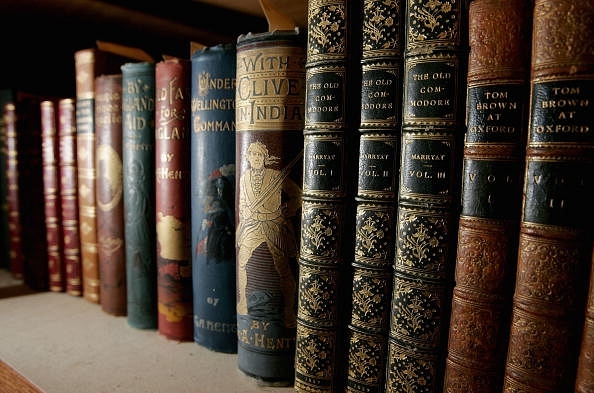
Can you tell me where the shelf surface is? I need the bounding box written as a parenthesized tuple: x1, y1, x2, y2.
(0, 271, 294, 393)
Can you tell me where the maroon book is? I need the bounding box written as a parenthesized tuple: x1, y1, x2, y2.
(95, 74, 127, 316)
(155, 57, 193, 341)
(3, 101, 25, 280)
(58, 98, 83, 296)
(41, 100, 65, 292)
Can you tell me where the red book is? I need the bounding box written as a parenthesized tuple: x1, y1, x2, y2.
(155, 57, 193, 341)
(58, 98, 83, 296)
(41, 100, 65, 292)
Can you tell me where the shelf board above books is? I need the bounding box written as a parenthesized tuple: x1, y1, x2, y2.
(0, 0, 306, 97)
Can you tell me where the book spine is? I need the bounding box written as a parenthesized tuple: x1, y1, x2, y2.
(385, 1, 467, 392)
(442, 1, 532, 392)
(502, 2, 594, 393)
(3, 102, 24, 279)
(0, 90, 15, 272)
(155, 57, 193, 341)
(575, 252, 594, 393)
(58, 98, 83, 296)
(235, 29, 306, 383)
(16, 96, 49, 291)
(190, 44, 237, 351)
(95, 74, 127, 316)
(296, 1, 360, 391)
(41, 100, 65, 292)
(121, 61, 157, 329)
(344, 1, 403, 392)
(75, 49, 101, 303)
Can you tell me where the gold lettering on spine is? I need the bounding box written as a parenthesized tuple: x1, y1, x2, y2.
(191, 71, 236, 132)
(236, 47, 306, 131)
(156, 76, 186, 181)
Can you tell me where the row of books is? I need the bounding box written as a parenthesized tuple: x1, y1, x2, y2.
(1, 0, 593, 392)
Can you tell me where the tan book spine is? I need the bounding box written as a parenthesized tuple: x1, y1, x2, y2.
(75, 48, 101, 303)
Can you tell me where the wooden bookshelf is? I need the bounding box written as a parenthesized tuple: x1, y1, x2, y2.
(0, 269, 294, 393)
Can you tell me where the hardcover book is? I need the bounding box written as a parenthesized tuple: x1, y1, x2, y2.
(3, 100, 25, 279)
(74, 42, 153, 304)
(502, 2, 594, 392)
(442, 1, 532, 392)
(235, 28, 306, 384)
(190, 43, 237, 351)
(384, 1, 468, 392)
(155, 56, 193, 341)
(295, 0, 361, 391)
(121, 61, 157, 329)
(41, 100, 65, 292)
(344, 0, 403, 392)
(58, 98, 83, 296)
(13, 93, 50, 291)
(0, 89, 15, 272)
(95, 74, 127, 316)
(575, 256, 594, 393)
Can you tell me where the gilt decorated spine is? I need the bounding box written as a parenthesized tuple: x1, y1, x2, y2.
(121, 61, 157, 329)
(190, 44, 237, 351)
(575, 250, 594, 393)
(58, 98, 83, 296)
(502, 2, 594, 393)
(74, 48, 102, 303)
(295, 0, 361, 391)
(155, 57, 193, 341)
(344, 0, 403, 392)
(235, 29, 306, 383)
(95, 74, 127, 316)
(384, 1, 468, 392)
(3, 102, 24, 279)
(41, 100, 65, 292)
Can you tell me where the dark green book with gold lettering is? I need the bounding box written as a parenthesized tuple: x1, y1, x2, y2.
(295, 1, 361, 391)
(122, 61, 157, 329)
(385, 1, 468, 392)
(191, 43, 238, 353)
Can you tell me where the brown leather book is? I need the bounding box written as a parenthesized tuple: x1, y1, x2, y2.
(443, 1, 532, 392)
(74, 43, 153, 304)
(58, 98, 83, 296)
(575, 251, 594, 393)
(502, 2, 594, 393)
(95, 74, 126, 316)
(41, 100, 65, 292)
